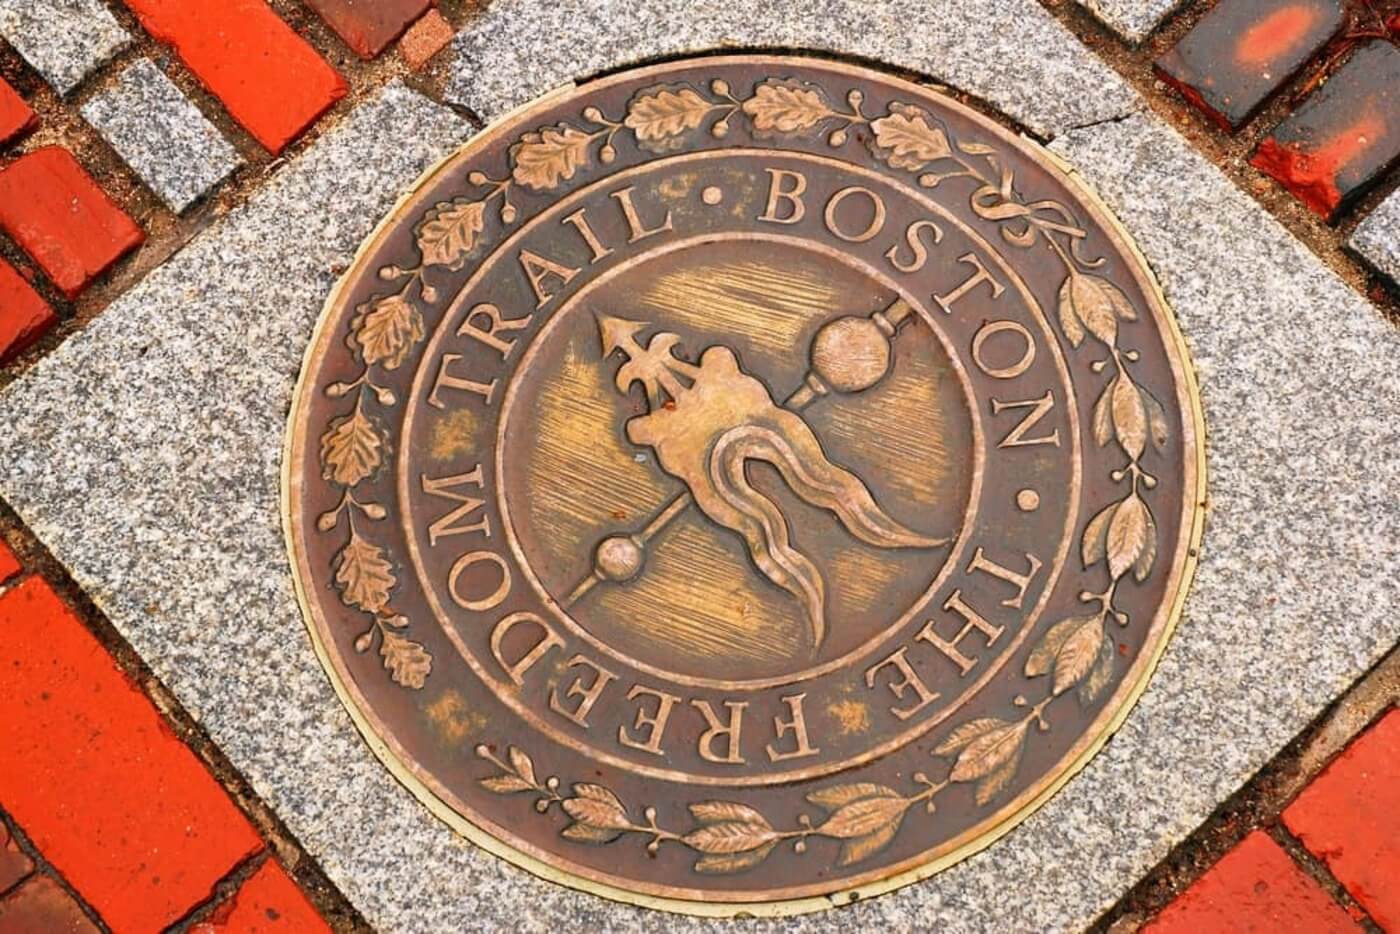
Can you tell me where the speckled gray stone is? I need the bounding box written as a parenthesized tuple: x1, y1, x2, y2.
(445, 0, 1143, 139)
(81, 59, 241, 213)
(1349, 188, 1400, 286)
(0, 0, 131, 96)
(1, 62, 1398, 934)
(1073, 0, 1182, 44)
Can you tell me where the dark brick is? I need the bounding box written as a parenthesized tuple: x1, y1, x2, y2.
(0, 822, 33, 897)
(1250, 40, 1400, 219)
(1155, 0, 1344, 131)
(0, 876, 98, 933)
(304, 0, 431, 59)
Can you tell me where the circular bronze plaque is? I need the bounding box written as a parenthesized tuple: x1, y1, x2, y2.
(285, 56, 1205, 914)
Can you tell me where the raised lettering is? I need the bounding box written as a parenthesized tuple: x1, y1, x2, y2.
(518, 249, 580, 307)
(427, 354, 495, 408)
(934, 252, 1004, 314)
(758, 168, 806, 224)
(966, 547, 1043, 609)
(692, 699, 748, 764)
(548, 654, 617, 728)
(972, 319, 1035, 379)
(420, 466, 490, 547)
(447, 550, 511, 612)
(918, 590, 1004, 676)
(489, 612, 563, 685)
(458, 303, 530, 360)
(992, 391, 1061, 448)
(765, 692, 821, 762)
(823, 186, 886, 243)
(618, 685, 680, 757)
(884, 219, 944, 273)
(865, 648, 940, 720)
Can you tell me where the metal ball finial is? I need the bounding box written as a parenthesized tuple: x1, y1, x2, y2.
(810, 316, 892, 393)
(595, 535, 644, 582)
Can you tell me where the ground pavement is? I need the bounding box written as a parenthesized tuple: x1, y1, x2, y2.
(0, 0, 1396, 931)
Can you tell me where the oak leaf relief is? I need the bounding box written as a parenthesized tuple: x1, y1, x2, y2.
(333, 529, 395, 614)
(416, 198, 487, 271)
(379, 628, 431, 689)
(625, 86, 711, 149)
(320, 401, 384, 487)
(742, 81, 834, 134)
(510, 123, 593, 191)
(351, 294, 424, 370)
(870, 102, 952, 170)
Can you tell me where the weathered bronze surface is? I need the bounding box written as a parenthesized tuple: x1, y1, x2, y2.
(285, 56, 1205, 915)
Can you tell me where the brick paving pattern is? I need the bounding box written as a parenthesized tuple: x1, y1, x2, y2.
(1250, 40, 1400, 218)
(0, 77, 34, 145)
(192, 859, 333, 933)
(0, 147, 144, 298)
(1283, 709, 1400, 930)
(305, 0, 432, 58)
(0, 258, 55, 362)
(1154, 0, 1345, 130)
(121, 0, 348, 153)
(1143, 831, 1362, 932)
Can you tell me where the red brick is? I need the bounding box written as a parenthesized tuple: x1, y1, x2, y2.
(0, 148, 144, 299)
(0, 258, 57, 363)
(0, 875, 97, 933)
(121, 0, 348, 153)
(1155, 0, 1344, 131)
(0, 539, 21, 589)
(192, 860, 331, 934)
(1250, 41, 1400, 219)
(1144, 830, 1359, 934)
(0, 78, 37, 147)
(400, 9, 455, 70)
(0, 821, 34, 896)
(0, 576, 263, 931)
(1283, 709, 1400, 930)
(306, 0, 431, 59)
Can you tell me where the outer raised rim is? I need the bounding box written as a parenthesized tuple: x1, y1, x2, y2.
(283, 53, 1208, 918)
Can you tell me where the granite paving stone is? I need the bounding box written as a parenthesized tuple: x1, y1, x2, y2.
(1348, 187, 1400, 287)
(443, 0, 1143, 139)
(81, 59, 242, 213)
(0, 57, 1398, 934)
(0, 0, 130, 97)
(1073, 0, 1182, 44)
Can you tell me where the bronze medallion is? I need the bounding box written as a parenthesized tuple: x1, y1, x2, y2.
(285, 56, 1205, 914)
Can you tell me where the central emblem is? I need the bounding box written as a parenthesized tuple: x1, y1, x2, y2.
(583, 309, 950, 648)
(285, 56, 1204, 914)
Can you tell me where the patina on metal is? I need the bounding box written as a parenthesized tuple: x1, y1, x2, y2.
(284, 55, 1205, 915)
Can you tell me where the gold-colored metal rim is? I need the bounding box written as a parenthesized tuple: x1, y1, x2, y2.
(283, 54, 1208, 917)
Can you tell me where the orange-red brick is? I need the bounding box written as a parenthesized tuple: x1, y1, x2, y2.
(1144, 830, 1359, 934)
(1284, 709, 1400, 930)
(192, 859, 331, 933)
(0, 257, 57, 362)
(0, 538, 21, 588)
(0, 78, 37, 146)
(0, 148, 143, 299)
(121, 0, 347, 153)
(0, 576, 263, 931)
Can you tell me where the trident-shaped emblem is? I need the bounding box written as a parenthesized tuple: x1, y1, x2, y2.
(573, 304, 951, 651)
